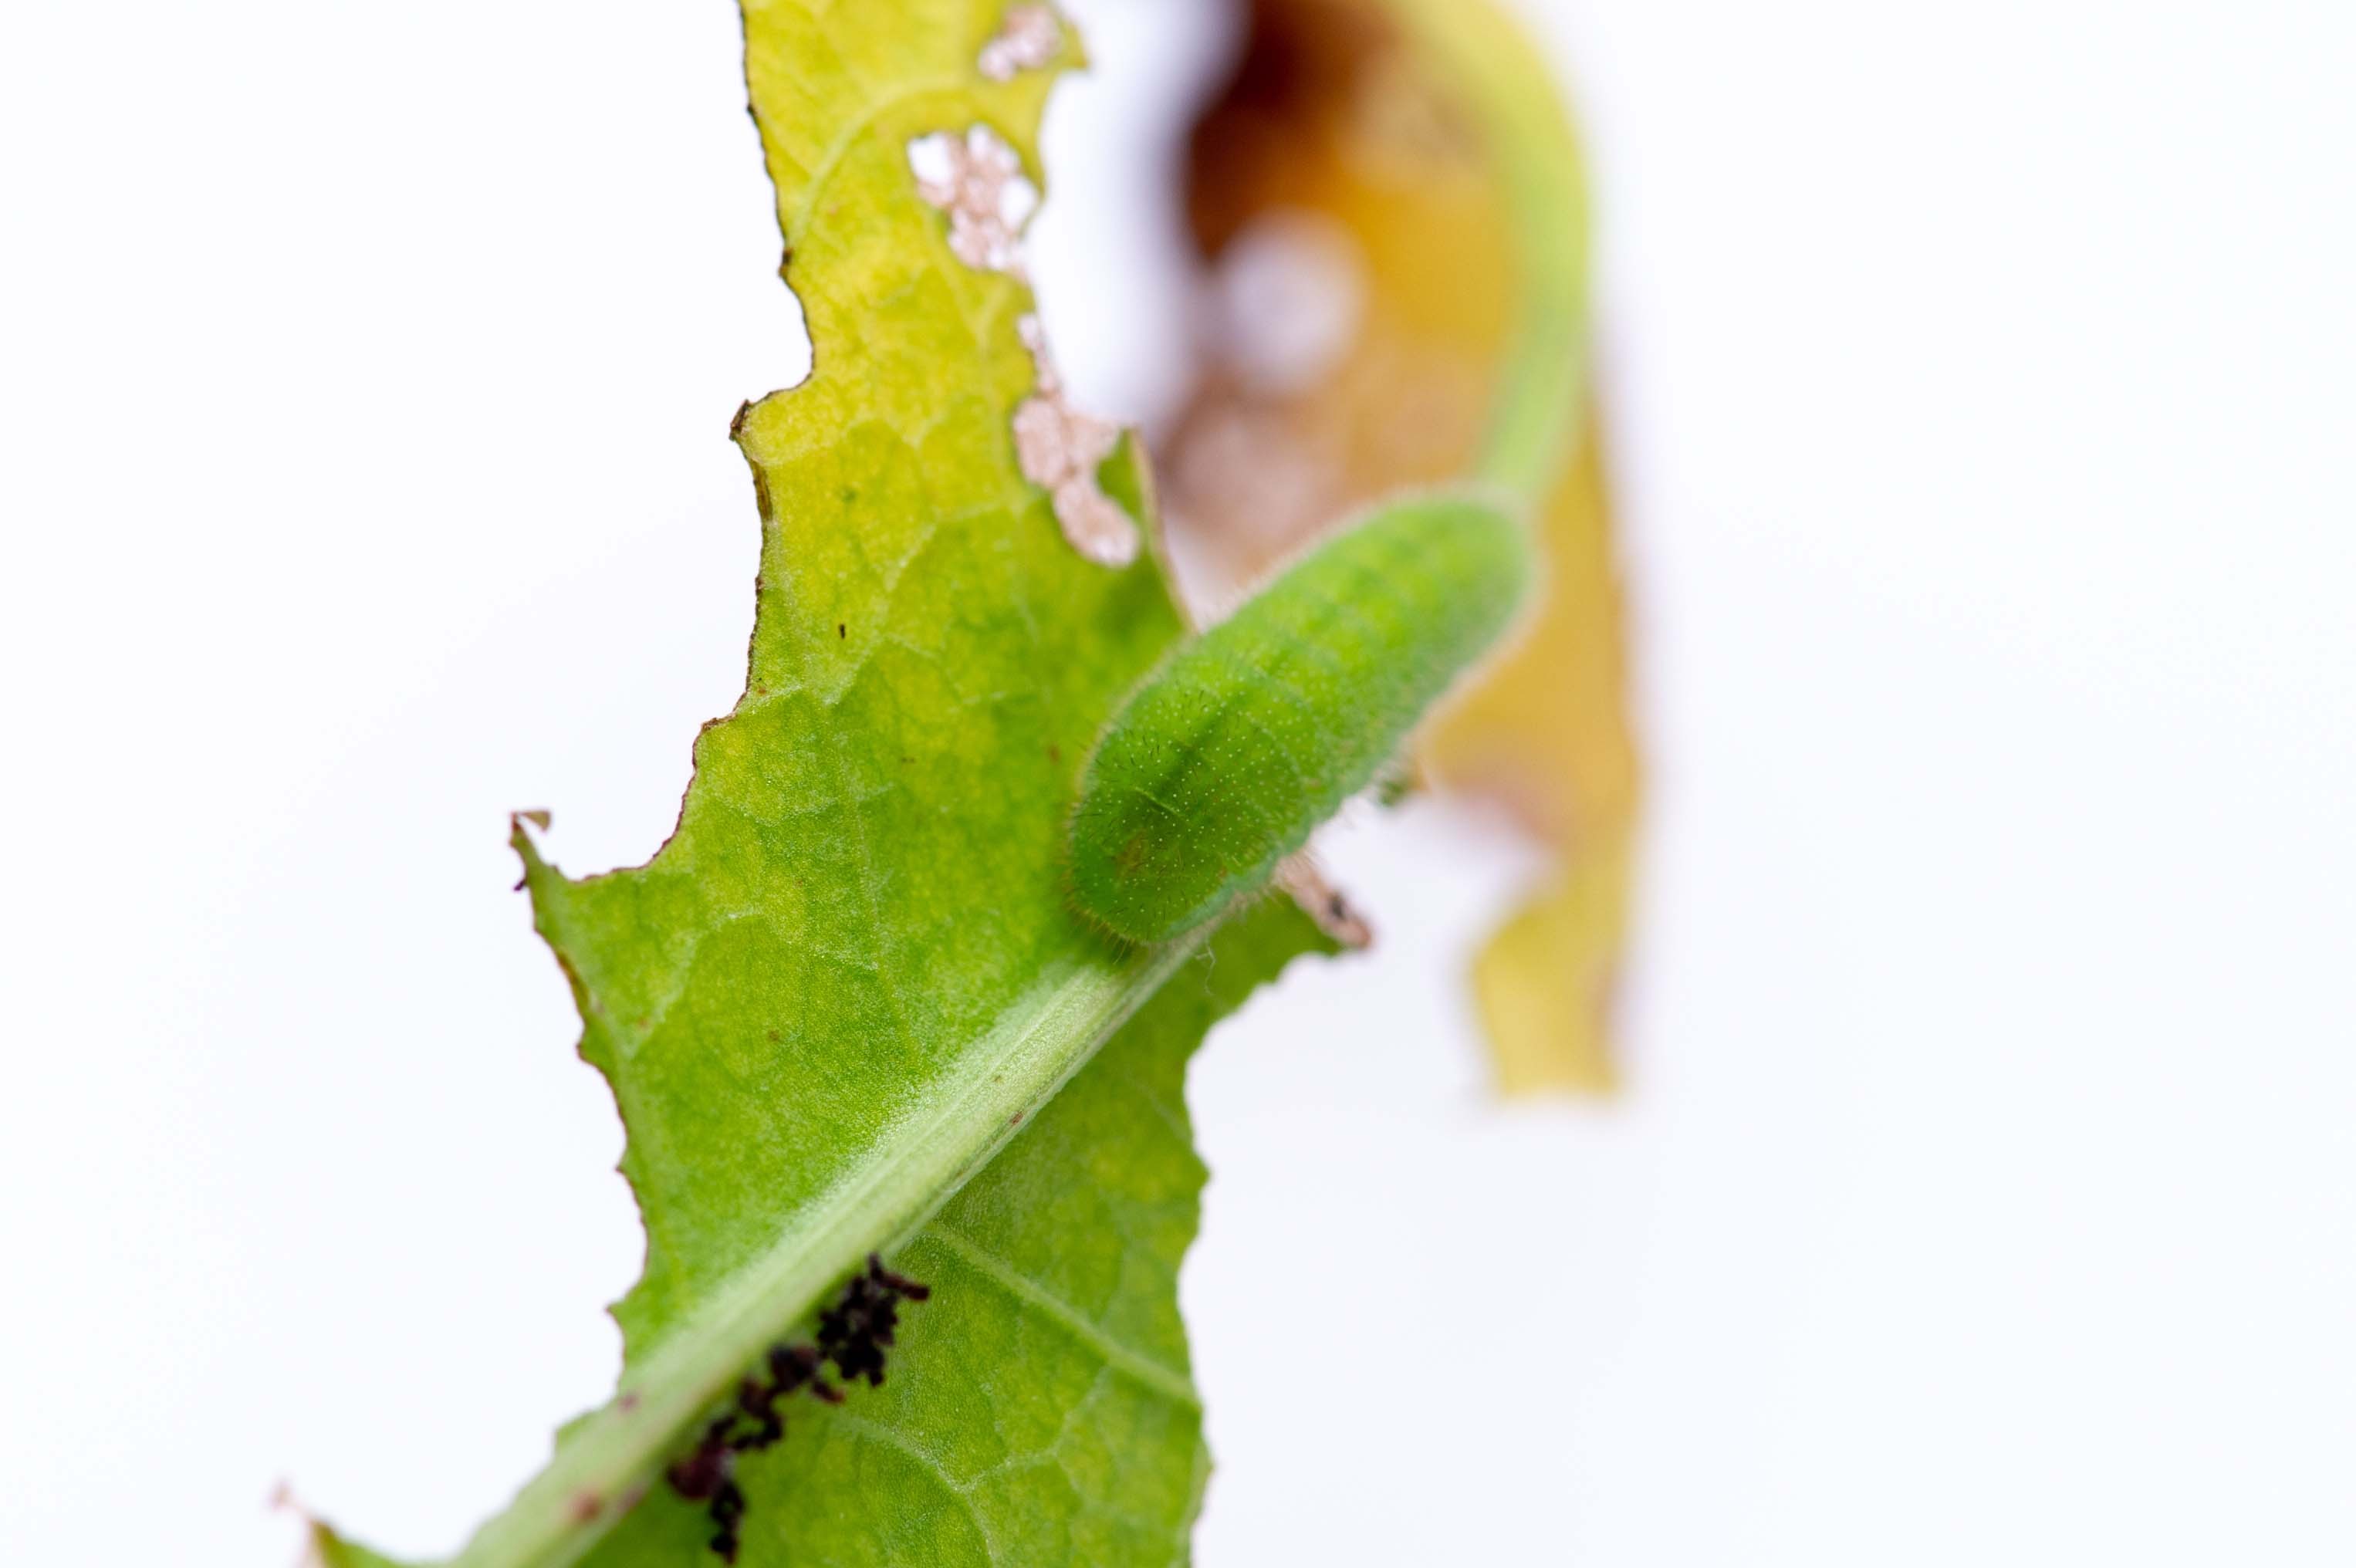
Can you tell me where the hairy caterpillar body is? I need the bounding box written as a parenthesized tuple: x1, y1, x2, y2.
(1068, 492, 1537, 945)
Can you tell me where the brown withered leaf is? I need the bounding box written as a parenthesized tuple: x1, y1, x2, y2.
(1158, 0, 1638, 1093)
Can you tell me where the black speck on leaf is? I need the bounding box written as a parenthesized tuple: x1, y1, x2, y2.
(669, 1255, 931, 1559)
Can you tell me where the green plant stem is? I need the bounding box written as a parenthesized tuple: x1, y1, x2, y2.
(1384, 0, 1593, 508)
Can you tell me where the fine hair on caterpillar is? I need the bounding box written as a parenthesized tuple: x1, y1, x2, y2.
(1066, 487, 1539, 946)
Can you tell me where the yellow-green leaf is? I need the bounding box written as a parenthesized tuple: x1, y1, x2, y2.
(316, 5, 1334, 1564)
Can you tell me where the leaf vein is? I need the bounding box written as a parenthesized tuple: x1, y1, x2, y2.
(922, 1225, 1200, 1409)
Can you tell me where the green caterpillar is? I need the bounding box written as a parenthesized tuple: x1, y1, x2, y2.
(1068, 491, 1537, 945)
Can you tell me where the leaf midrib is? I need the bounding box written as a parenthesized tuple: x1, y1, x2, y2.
(448, 935, 1199, 1568)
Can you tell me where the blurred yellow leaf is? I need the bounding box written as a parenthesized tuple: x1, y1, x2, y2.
(1161, 0, 1638, 1093)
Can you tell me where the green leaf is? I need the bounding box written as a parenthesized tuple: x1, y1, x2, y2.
(562, 901, 1317, 1568)
(314, 4, 1333, 1565)
(310, 0, 1607, 1562)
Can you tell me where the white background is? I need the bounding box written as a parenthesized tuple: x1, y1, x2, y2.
(4, 0, 2353, 1563)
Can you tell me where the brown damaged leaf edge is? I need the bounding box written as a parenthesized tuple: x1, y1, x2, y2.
(1161, 0, 1640, 1093)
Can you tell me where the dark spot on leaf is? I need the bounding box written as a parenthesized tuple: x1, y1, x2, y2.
(668, 1255, 931, 1560)
(708, 1480, 745, 1563)
(819, 1254, 933, 1388)
(667, 1418, 736, 1501)
(838, 623, 846, 637)
(730, 1374, 784, 1452)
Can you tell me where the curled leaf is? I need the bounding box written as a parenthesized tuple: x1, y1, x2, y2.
(1161, 0, 1640, 1093)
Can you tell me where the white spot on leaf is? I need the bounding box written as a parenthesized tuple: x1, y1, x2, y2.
(979, 5, 1061, 82)
(1208, 211, 1367, 395)
(908, 125, 1039, 279)
(1015, 315, 1137, 569)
